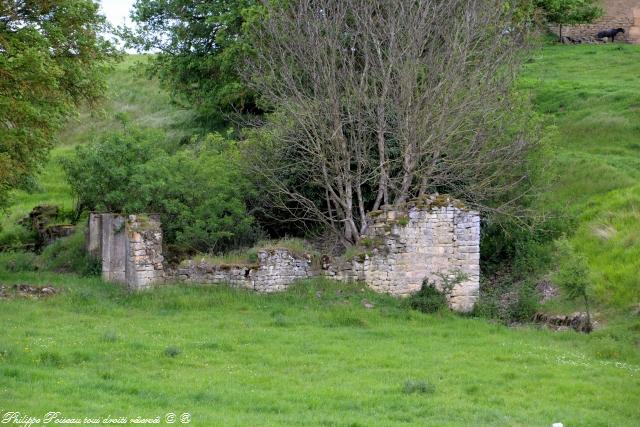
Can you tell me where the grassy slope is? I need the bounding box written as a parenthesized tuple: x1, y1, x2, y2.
(521, 44, 640, 306)
(0, 45, 639, 426)
(0, 55, 193, 247)
(0, 273, 639, 426)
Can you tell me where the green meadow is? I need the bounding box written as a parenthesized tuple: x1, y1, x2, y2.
(521, 43, 640, 306)
(1, 273, 639, 426)
(1, 44, 640, 425)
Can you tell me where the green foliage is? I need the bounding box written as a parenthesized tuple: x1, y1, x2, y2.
(536, 0, 602, 40)
(0, 252, 38, 273)
(38, 227, 100, 276)
(409, 281, 448, 314)
(0, 0, 118, 206)
(62, 128, 160, 213)
(474, 282, 539, 323)
(0, 55, 197, 250)
(554, 237, 593, 323)
(124, 0, 263, 125)
(509, 284, 540, 322)
(63, 127, 258, 254)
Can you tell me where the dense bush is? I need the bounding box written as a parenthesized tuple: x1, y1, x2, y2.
(408, 281, 449, 314)
(0, 251, 39, 273)
(38, 227, 100, 276)
(473, 282, 540, 323)
(63, 128, 259, 254)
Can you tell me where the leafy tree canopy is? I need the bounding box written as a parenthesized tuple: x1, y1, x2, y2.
(124, 0, 262, 127)
(0, 0, 118, 207)
(536, 0, 602, 40)
(63, 128, 259, 254)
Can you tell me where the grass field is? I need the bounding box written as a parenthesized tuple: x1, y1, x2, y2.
(1, 272, 639, 426)
(521, 43, 640, 306)
(1, 44, 640, 425)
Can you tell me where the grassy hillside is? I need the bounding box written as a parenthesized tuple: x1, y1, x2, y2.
(0, 56, 194, 249)
(521, 44, 640, 306)
(0, 45, 639, 426)
(0, 273, 639, 426)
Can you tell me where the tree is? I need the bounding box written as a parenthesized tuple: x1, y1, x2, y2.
(124, 0, 262, 126)
(244, 0, 543, 246)
(536, 0, 602, 41)
(63, 128, 259, 254)
(0, 0, 117, 207)
(554, 238, 593, 330)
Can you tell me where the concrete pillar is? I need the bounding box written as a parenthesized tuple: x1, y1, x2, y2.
(100, 214, 127, 283)
(87, 213, 102, 258)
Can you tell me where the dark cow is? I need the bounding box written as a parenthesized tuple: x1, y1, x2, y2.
(597, 28, 625, 42)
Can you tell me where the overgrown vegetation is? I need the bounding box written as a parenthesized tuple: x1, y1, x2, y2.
(0, 0, 117, 207)
(63, 127, 259, 255)
(0, 227, 99, 277)
(535, 0, 602, 41)
(243, 0, 543, 245)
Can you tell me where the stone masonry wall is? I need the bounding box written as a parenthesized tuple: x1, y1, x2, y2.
(324, 198, 480, 312)
(551, 1, 638, 43)
(125, 215, 165, 290)
(89, 199, 480, 312)
(169, 249, 314, 292)
(88, 213, 165, 290)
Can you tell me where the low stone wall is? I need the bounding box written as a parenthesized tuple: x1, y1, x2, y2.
(550, 1, 638, 43)
(323, 198, 480, 312)
(168, 249, 314, 292)
(89, 198, 481, 312)
(125, 215, 165, 290)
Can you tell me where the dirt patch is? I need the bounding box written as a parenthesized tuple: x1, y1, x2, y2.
(0, 284, 59, 299)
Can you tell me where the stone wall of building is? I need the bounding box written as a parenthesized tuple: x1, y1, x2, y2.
(168, 249, 314, 292)
(125, 215, 165, 290)
(89, 198, 480, 312)
(551, 1, 638, 43)
(87, 213, 165, 290)
(323, 197, 480, 312)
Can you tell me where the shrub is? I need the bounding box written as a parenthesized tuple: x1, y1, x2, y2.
(554, 237, 593, 327)
(473, 281, 539, 323)
(409, 281, 448, 314)
(509, 284, 539, 322)
(63, 127, 260, 254)
(403, 380, 436, 395)
(0, 251, 38, 272)
(38, 227, 100, 276)
(164, 346, 182, 358)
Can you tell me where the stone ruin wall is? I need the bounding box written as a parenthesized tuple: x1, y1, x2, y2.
(168, 249, 314, 292)
(324, 203, 480, 312)
(87, 213, 165, 289)
(551, 2, 639, 43)
(87, 200, 480, 312)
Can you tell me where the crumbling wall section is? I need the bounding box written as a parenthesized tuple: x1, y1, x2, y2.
(324, 198, 480, 312)
(88, 213, 165, 290)
(88, 199, 480, 311)
(168, 249, 313, 292)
